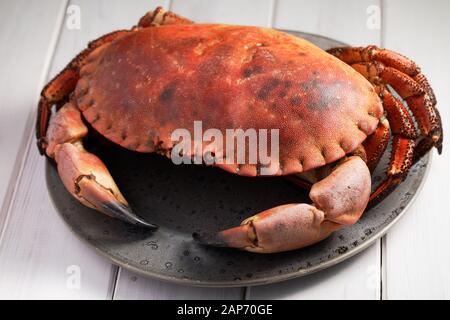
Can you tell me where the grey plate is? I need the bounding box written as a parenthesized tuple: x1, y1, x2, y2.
(46, 31, 431, 287)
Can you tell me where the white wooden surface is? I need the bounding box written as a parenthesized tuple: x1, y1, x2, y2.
(381, 0, 450, 299)
(0, 0, 67, 232)
(0, 0, 448, 300)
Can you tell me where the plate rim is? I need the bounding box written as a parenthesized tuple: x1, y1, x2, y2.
(46, 153, 432, 287)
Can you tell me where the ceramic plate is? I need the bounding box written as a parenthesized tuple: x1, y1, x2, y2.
(46, 31, 431, 287)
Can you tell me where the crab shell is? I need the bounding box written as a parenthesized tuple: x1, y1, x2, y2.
(75, 24, 383, 175)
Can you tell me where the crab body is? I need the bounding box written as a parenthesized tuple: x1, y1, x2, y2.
(37, 7, 442, 253)
(75, 24, 381, 176)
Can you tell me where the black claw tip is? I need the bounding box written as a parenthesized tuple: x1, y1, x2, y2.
(102, 202, 158, 230)
(192, 232, 226, 247)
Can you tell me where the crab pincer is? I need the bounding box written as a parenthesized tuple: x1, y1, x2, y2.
(46, 102, 157, 230)
(194, 156, 371, 253)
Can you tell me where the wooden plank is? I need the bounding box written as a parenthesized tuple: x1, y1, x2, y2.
(0, 0, 164, 299)
(114, 269, 242, 300)
(0, 0, 67, 233)
(112, 0, 275, 299)
(248, 244, 380, 299)
(170, 0, 275, 26)
(0, 149, 118, 299)
(382, 0, 450, 299)
(247, 0, 382, 300)
(273, 0, 381, 45)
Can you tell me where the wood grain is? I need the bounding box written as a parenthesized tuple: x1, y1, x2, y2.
(114, 269, 243, 300)
(170, 0, 276, 26)
(248, 244, 380, 299)
(382, 0, 450, 299)
(273, 0, 381, 45)
(0, 0, 67, 235)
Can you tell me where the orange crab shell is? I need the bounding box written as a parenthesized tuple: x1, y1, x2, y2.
(75, 24, 383, 176)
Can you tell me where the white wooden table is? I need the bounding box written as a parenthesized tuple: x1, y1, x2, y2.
(1, 0, 449, 300)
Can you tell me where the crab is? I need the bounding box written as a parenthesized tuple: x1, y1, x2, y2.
(36, 7, 442, 253)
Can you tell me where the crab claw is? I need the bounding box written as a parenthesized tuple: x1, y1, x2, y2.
(54, 143, 157, 229)
(45, 101, 156, 229)
(194, 156, 371, 253)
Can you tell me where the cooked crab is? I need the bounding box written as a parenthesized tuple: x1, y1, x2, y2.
(36, 7, 442, 253)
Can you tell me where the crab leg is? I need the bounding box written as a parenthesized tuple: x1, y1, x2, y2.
(328, 46, 443, 159)
(195, 156, 371, 253)
(46, 101, 156, 229)
(363, 116, 390, 173)
(363, 88, 415, 203)
(329, 46, 442, 204)
(369, 137, 414, 203)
